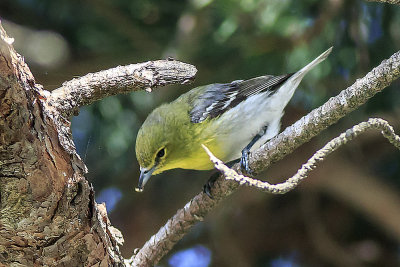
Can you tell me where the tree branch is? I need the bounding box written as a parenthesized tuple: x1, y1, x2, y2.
(203, 118, 400, 193)
(48, 60, 197, 117)
(366, 0, 400, 4)
(129, 50, 400, 266)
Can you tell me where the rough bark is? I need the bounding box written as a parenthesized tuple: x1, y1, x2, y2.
(0, 22, 196, 266)
(0, 21, 123, 267)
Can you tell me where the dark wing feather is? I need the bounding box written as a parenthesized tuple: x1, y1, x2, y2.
(190, 73, 293, 123)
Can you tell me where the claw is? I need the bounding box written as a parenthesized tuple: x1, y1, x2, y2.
(240, 148, 253, 175)
(203, 182, 213, 199)
(203, 172, 220, 198)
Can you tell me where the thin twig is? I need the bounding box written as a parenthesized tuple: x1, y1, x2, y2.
(203, 118, 400, 194)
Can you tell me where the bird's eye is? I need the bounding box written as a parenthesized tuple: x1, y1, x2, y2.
(157, 148, 165, 158)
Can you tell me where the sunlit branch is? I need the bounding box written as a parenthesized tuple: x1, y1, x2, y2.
(48, 60, 197, 117)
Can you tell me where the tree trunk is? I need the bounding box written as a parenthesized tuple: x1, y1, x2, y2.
(0, 23, 125, 267)
(0, 21, 197, 266)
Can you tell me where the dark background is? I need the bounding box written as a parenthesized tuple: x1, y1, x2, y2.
(1, 0, 400, 266)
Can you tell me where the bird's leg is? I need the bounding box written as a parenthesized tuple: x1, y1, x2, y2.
(204, 124, 268, 197)
(240, 125, 268, 175)
(240, 136, 260, 175)
(203, 159, 239, 198)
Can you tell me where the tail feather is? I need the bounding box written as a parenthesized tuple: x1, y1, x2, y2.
(269, 47, 332, 109)
(284, 46, 332, 89)
(297, 46, 333, 76)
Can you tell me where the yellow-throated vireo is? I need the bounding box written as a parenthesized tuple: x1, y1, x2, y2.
(135, 47, 332, 192)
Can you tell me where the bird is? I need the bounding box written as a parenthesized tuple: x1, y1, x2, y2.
(135, 47, 332, 192)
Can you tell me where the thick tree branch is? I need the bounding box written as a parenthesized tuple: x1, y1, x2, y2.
(130, 50, 400, 266)
(203, 118, 400, 193)
(48, 60, 197, 117)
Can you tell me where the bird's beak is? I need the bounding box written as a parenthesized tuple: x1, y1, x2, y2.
(135, 166, 155, 192)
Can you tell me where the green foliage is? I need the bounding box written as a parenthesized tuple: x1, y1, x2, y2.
(2, 0, 400, 265)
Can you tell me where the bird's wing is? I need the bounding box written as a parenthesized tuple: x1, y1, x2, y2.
(190, 73, 293, 123)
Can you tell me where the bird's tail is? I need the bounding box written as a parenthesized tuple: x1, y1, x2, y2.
(296, 47, 333, 77)
(280, 47, 332, 96)
(269, 47, 332, 110)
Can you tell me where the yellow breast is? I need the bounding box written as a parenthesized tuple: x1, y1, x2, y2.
(170, 140, 226, 171)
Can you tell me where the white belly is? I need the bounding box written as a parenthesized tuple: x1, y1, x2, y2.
(208, 47, 330, 162)
(214, 91, 284, 161)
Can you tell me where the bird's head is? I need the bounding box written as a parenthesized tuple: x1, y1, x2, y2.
(135, 105, 186, 191)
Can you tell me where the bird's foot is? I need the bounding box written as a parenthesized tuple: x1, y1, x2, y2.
(240, 148, 253, 175)
(203, 172, 220, 199)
